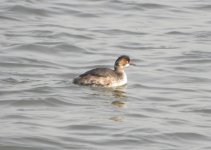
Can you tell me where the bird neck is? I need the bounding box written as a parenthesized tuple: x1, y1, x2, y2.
(114, 65, 124, 74)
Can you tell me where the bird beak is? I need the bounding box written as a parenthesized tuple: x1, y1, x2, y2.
(130, 62, 136, 66)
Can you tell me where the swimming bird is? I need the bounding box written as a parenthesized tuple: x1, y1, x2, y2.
(73, 55, 133, 87)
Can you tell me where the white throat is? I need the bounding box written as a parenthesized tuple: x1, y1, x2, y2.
(112, 71, 127, 87)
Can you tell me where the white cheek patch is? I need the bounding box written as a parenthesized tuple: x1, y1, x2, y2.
(125, 63, 129, 67)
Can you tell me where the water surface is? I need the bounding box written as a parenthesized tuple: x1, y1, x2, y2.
(0, 0, 211, 150)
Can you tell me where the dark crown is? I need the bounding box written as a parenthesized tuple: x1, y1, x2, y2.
(115, 55, 130, 66)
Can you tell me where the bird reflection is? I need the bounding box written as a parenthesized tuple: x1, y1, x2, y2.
(111, 100, 127, 108)
(88, 85, 128, 122)
(111, 85, 127, 98)
(110, 116, 124, 122)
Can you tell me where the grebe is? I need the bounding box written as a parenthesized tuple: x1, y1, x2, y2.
(73, 55, 132, 87)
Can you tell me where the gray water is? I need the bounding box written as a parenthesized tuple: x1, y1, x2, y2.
(1, 0, 211, 150)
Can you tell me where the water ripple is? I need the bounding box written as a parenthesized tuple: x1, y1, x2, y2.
(8, 4, 50, 17)
(1, 0, 211, 150)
